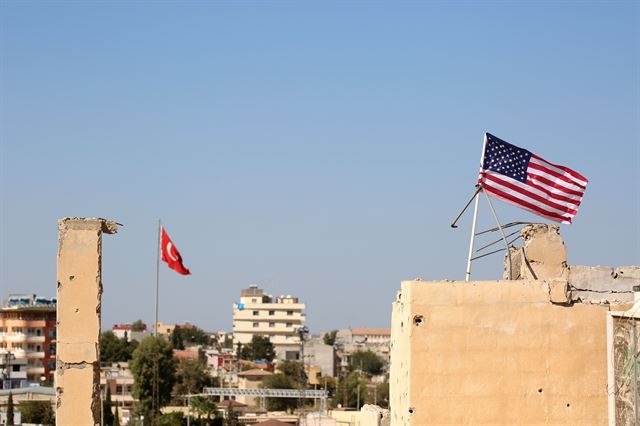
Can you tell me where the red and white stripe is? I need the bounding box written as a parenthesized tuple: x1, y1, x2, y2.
(479, 154, 588, 224)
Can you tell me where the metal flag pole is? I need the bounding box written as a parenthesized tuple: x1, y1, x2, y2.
(482, 190, 512, 280)
(465, 188, 481, 282)
(155, 219, 161, 336)
(464, 133, 488, 281)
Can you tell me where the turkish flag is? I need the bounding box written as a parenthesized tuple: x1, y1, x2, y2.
(161, 226, 191, 275)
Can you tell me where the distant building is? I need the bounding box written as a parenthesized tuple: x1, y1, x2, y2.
(233, 286, 306, 360)
(155, 321, 177, 337)
(0, 386, 56, 424)
(236, 368, 273, 406)
(112, 323, 150, 342)
(0, 357, 28, 389)
(0, 294, 57, 387)
(304, 338, 336, 378)
(336, 327, 390, 356)
(100, 362, 135, 424)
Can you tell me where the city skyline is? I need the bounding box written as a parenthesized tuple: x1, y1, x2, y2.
(1, 2, 638, 333)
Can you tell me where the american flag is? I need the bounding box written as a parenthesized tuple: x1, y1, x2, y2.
(477, 133, 588, 224)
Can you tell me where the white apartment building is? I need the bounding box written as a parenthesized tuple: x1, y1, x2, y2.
(232, 285, 306, 360)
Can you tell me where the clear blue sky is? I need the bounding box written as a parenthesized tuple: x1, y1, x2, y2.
(1, 1, 638, 333)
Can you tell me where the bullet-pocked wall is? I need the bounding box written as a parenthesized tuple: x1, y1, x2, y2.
(389, 225, 639, 425)
(56, 218, 118, 426)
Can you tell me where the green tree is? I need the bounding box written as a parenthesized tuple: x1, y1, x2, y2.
(156, 412, 185, 426)
(191, 396, 218, 425)
(171, 326, 210, 350)
(336, 371, 367, 409)
(223, 335, 233, 349)
(372, 382, 389, 408)
(224, 403, 243, 426)
(114, 405, 121, 426)
(6, 392, 14, 426)
(131, 319, 146, 332)
(174, 358, 217, 396)
(323, 330, 338, 346)
(130, 336, 177, 423)
(277, 360, 306, 386)
(101, 331, 139, 363)
(18, 401, 55, 425)
(239, 335, 274, 361)
(103, 387, 115, 426)
(318, 376, 337, 397)
(348, 350, 384, 376)
(260, 374, 297, 411)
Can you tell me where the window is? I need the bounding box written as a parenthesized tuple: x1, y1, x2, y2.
(48, 360, 56, 370)
(27, 344, 35, 350)
(0, 327, 7, 333)
(12, 343, 23, 349)
(49, 328, 56, 339)
(12, 327, 23, 333)
(251, 298, 257, 303)
(116, 385, 123, 394)
(36, 329, 42, 336)
(287, 311, 293, 316)
(269, 310, 275, 316)
(252, 311, 259, 316)
(286, 323, 292, 328)
(253, 322, 259, 328)
(269, 322, 275, 328)
(49, 344, 56, 355)
(36, 345, 41, 352)
(27, 328, 35, 334)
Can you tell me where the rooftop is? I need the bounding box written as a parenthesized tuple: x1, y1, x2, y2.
(1, 294, 56, 311)
(352, 327, 391, 337)
(237, 368, 273, 377)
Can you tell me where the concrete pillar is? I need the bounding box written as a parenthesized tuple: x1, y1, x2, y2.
(56, 218, 118, 426)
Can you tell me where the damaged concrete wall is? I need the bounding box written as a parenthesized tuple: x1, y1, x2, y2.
(56, 218, 118, 426)
(504, 224, 568, 281)
(390, 279, 610, 426)
(505, 224, 638, 304)
(360, 404, 390, 426)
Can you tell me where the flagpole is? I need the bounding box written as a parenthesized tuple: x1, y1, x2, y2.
(465, 189, 481, 282)
(465, 133, 489, 282)
(155, 219, 161, 336)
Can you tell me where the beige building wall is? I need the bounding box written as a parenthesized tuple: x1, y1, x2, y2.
(236, 369, 272, 407)
(391, 279, 610, 426)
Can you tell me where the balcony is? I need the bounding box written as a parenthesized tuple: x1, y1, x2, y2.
(26, 366, 45, 375)
(5, 334, 27, 343)
(26, 351, 45, 359)
(26, 335, 46, 343)
(232, 324, 299, 334)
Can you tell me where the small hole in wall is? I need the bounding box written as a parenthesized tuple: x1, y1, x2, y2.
(408, 408, 415, 415)
(413, 315, 424, 326)
(538, 388, 543, 393)
(566, 403, 570, 407)
(75, 308, 79, 313)
(69, 275, 75, 281)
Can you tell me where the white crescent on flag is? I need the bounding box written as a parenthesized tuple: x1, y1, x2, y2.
(166, 242, 178, 261)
